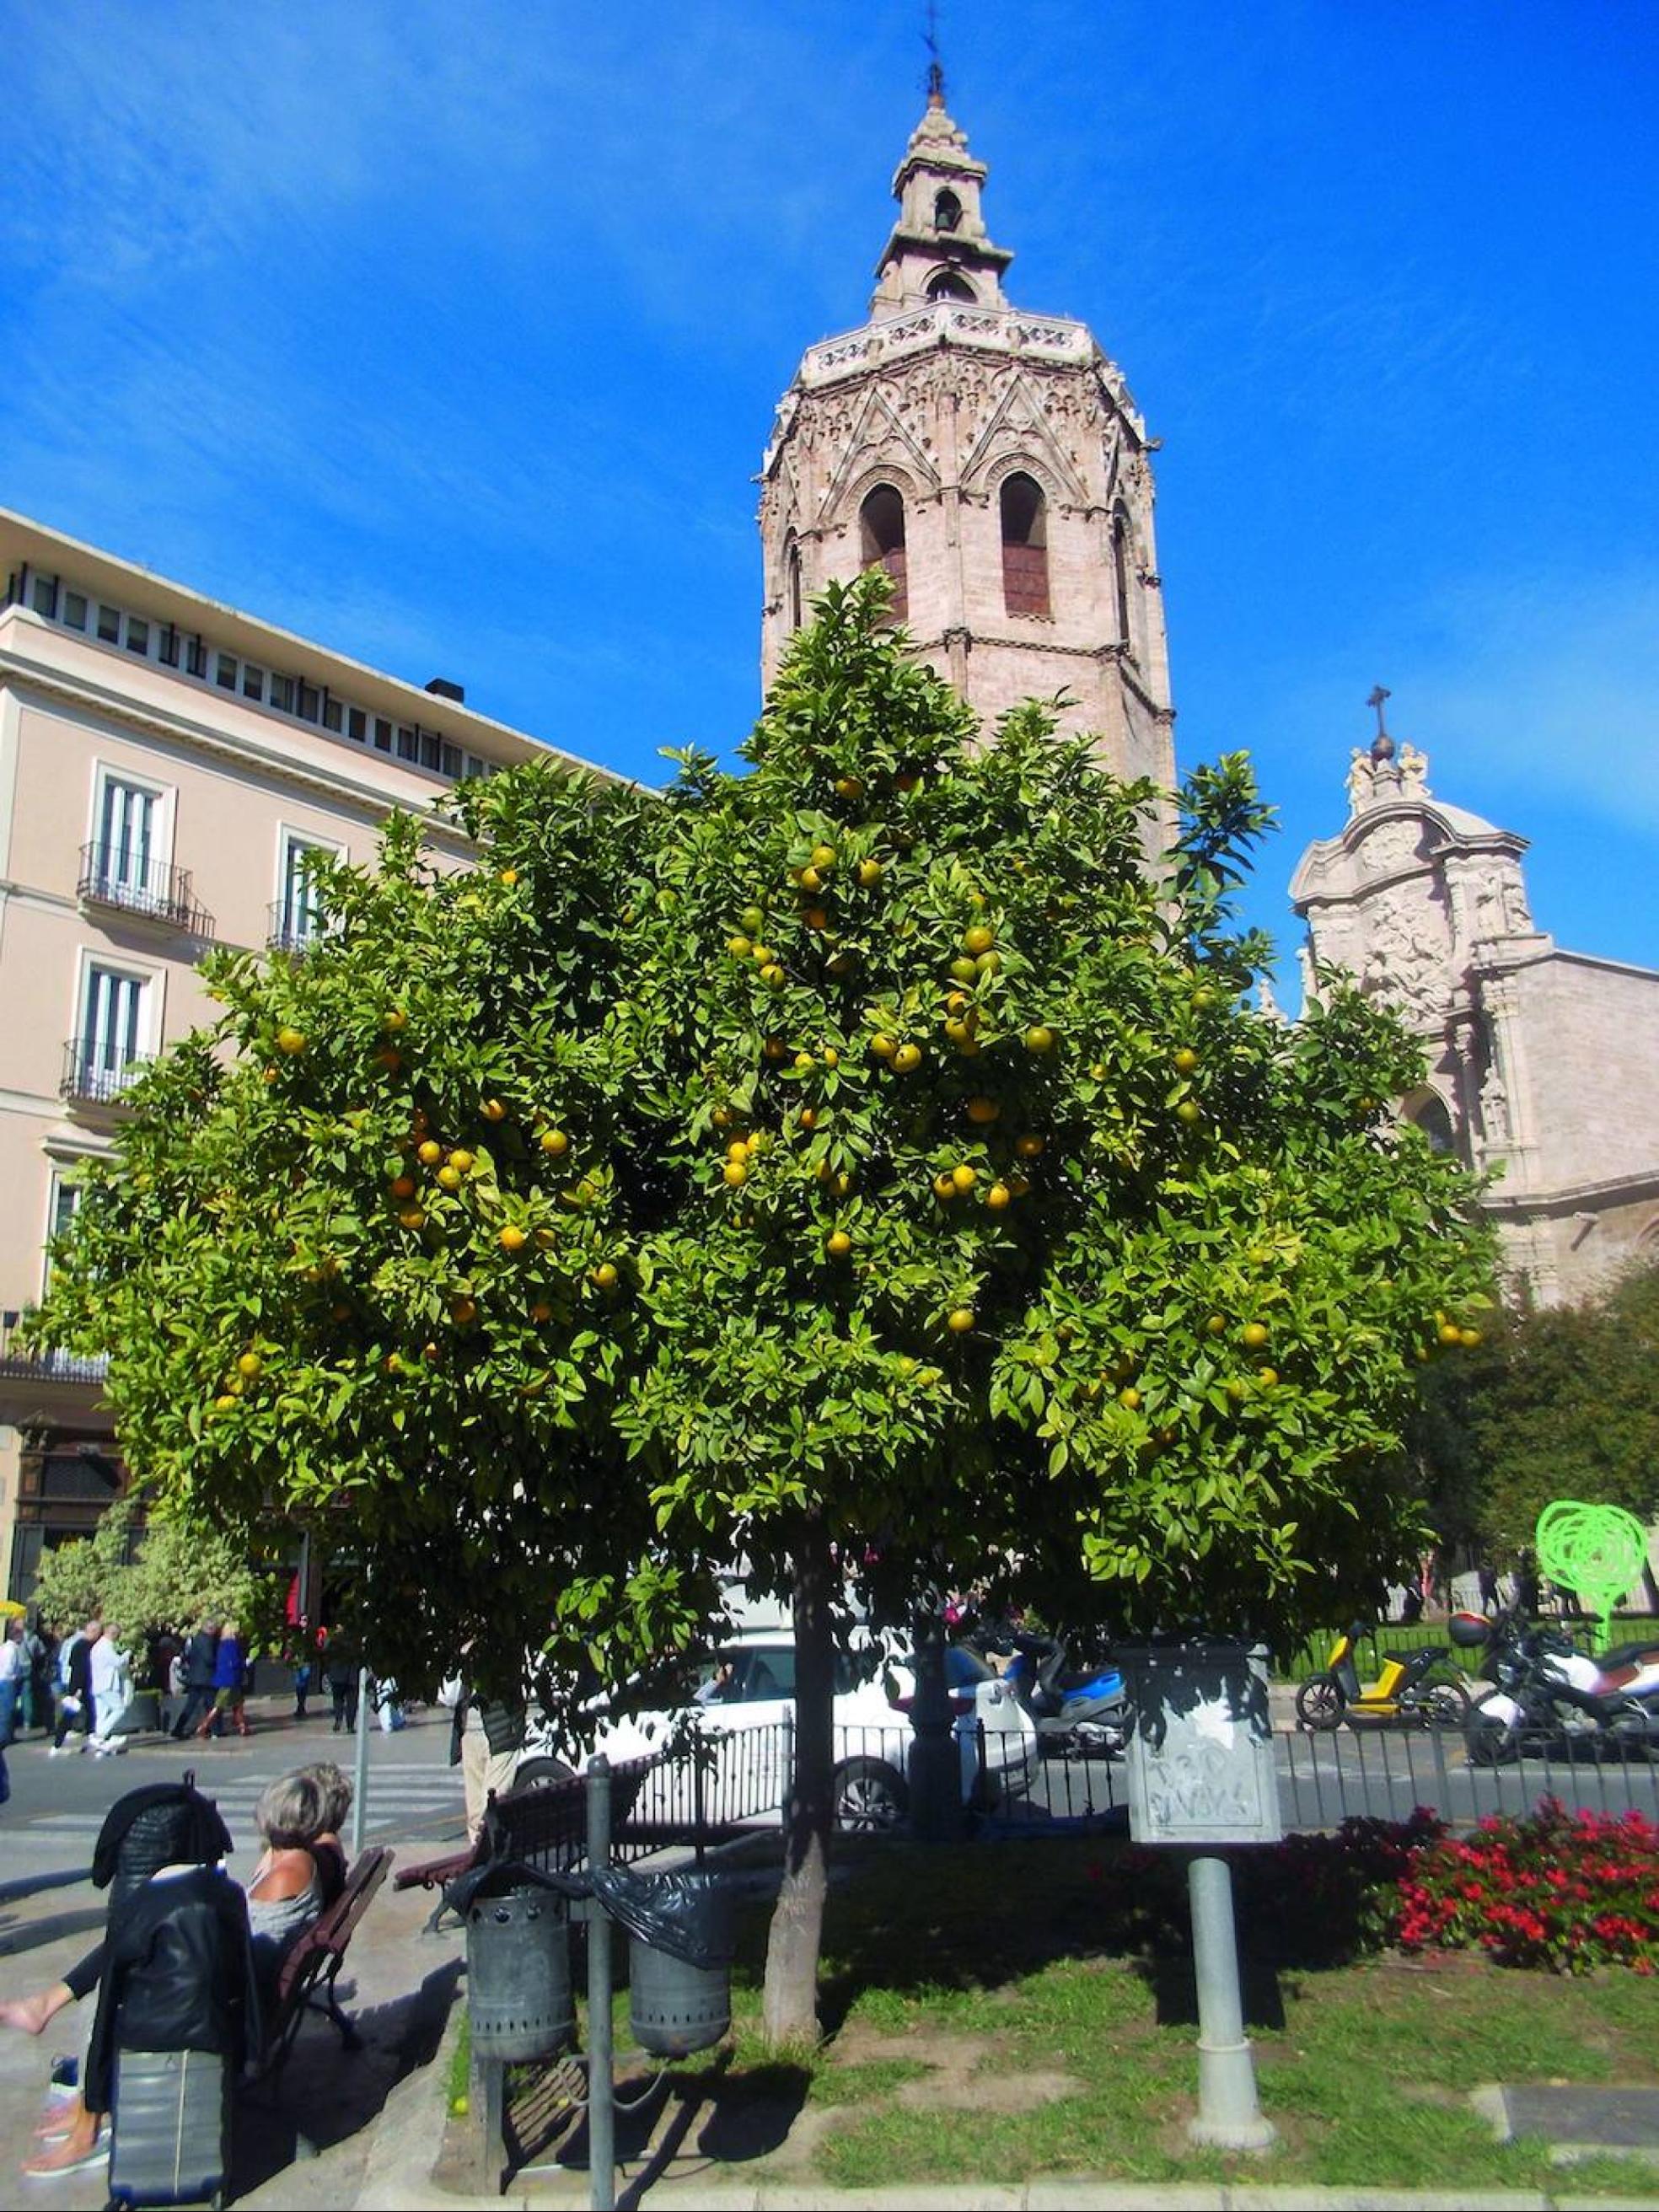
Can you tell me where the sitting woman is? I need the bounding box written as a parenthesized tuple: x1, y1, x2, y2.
(299, 1759, 352, 1907)
(245, 1769, 334, 1999)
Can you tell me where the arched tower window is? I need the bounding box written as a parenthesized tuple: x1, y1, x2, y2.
(1112, 507, 1135, 658)
(1000, 473, 1050, 618)
(926, 269, 975, 303)
(1404, 1089, 1457, 1156)
(784, 534, 803, 631)
(858, 486, 908, 621)
(933, 189, 963, 233)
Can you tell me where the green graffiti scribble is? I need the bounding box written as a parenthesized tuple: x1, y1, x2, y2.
(1534, 1500, 1648, 1630)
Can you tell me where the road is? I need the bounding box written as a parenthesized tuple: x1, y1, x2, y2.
(0, 1700, 464, 1898)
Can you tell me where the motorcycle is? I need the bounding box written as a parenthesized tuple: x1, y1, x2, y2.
(1457, 1606, 1659, 1766)
(981, 1631, 1126, 1758)
(1295, 1620, 1469, 1732)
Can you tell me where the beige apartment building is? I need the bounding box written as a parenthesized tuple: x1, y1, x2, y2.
(0, 508, 609, 1597)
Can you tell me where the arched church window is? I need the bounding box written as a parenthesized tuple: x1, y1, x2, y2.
(858, 486, 908, 622)
(933, 189, 963, 233)
(1000, 472, 1050, 618)
(926, 270, 975, 303)
(1405, 1090, 1457, 1156)
(1112, 507, 1135, 658)
(784, 534, 803, 631)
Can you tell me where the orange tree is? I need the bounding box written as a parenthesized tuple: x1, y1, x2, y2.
(34, 575, 1493, 2042)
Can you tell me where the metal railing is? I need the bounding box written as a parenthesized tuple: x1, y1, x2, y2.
(0, 1311, 108, 1385)
(61, 1039, 152, 1105)
(78, 842, 205, 932)
(266, 902, 325, 956)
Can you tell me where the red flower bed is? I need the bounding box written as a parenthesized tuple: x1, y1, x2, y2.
(1390, 1797, 1659, 1973)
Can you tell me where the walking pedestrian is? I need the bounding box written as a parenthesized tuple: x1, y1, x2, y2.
(21, 1615, 50, 1734)
(323, 1625, 359, 1734)
(197, 1619, 249, 1740)
(0, 1619, 24, 1745)
(88, 1624, 132, 1757)
(287, 1613, 315, 1720)
(169, 1616, 220, 1741)
(50, 1618, 99, 1755)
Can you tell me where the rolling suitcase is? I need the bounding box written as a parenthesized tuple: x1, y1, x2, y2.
(105, 2048, 231, 2210)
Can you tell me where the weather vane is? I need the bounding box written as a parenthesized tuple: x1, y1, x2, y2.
(924, 0, 945, 105)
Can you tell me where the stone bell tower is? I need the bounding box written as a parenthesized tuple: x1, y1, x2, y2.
(759, 78, 1176, 794)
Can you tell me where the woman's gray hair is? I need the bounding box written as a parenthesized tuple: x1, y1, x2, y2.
(302, 1761, 352, 1833)
(255, 1769, 328, 1850)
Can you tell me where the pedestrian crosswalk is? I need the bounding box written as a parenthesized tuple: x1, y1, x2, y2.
(13, 1758, 464, 1846)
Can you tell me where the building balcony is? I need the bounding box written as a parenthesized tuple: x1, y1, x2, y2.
(61, 1040, 152, 1107)
(0, 1311, 108, 1386)
(78, 842, 212, 935)
(266, 903, 324, 956)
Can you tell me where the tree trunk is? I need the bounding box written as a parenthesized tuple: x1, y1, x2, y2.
(761, 1518, 835, 2048)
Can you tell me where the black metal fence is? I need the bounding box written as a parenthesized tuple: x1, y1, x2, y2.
(630, 1712, 1659, 1855)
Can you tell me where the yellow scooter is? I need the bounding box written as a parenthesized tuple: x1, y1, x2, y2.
(1296, 1620, 1469, 1731)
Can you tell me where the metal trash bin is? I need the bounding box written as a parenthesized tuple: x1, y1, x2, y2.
(622, 1870, 735, 2059)
(465, 1882, 575, 2061)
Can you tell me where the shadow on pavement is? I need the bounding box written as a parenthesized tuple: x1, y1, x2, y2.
(229, 1956, 462, 2202)
(0, 1867, 93, 1909)
(0, 1904, 107, 1960)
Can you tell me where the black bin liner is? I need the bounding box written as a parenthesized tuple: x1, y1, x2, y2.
(591, 1867, 735, 2059)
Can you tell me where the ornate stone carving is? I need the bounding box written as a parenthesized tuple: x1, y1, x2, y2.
(1361, 890, 1447, 1023)
(1357, 817, 1422, 876)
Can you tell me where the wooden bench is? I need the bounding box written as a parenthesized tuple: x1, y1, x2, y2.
(395, 1759, 652, 1919)
(260, 1844, 394, 2078)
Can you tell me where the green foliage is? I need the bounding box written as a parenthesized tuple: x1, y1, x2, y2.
(1413, 1258, 1659, 1560)
(28, 1494, 282, 1664)
(30, 575, 1495, 1694)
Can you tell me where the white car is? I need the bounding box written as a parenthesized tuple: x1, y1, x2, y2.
(526, 1627, 1036, 1833)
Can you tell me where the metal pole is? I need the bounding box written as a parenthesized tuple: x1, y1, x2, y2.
(350, 1664, 371, 1857)
(1185, 1852, 1275, 2150)
(586, 1756, 615, 2212)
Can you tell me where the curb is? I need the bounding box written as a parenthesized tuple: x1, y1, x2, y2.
(353, 1980, 470, 2210)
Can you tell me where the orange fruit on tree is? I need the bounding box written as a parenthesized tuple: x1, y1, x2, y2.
(810, 843, 835, 870)
(799, 1107, 819, 1130)
(1242, 1322, 1270, 1349)
(498, 868, 518, 886)
(727, 935, 753, 958)
(540, 1129, 569, 1157)
(857, 858, 883, 888)
(1176, 1099, 1201, 1125)
(946, 1307, 975, 1334)
(397, 1208, 426, 1231)
(835, 776, 863, 802)
(870, 1032, 897, 1060)
(237, 1352, 262, 1378)
(964, 1097, 1000, 1125)
(448, 1149, 475, 1173)
(986, 1183, 1012, 1211)
(951, 1162, 978, 1194)
(826, 1230, 852, 1259)
(1437, 1322, 1463, 1347)
(1119, 1386, 1142, 1410)
(389, 1174, 416, 1200)
(893, 1043, 922, 1073)
(1458, 1327, 1482, 1348)
(760, 964, 786, 991)
(1173, 1047, 1199, 1073)
(1024, 1026, 1056, 1055)
(276, 1026, 306, 1055)
(1014, 1135, 1044, 1160)
(799, 868, 824, 896)
(727, 1137, 749, 1161)
(418, 1140, 443, 1165)
(803, 907, 830, 932)
(452, 1297, 478, 1325)
(592, 1262, 619, 1291)
(963, 925, 995, 956)
(482, 1098, 507, 1123)
(950, 957, 980, 985)
(823, 1047, 840, 1069)
(1258, 1367, 1280, 1388)
(499, 1225, 528, 1253)
(723, 1160, 749, 1188)
(437, 1165, 463, 1191)
(530, 1301, 553, 1323)
(381, 1009, 406, 1032)
(933, 1172, 957, 1200)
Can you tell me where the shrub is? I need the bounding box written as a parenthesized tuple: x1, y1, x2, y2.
(1391, 1797, 1659, 1973)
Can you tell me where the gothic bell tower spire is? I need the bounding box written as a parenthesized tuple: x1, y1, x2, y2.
(759, 89, 1177, 800)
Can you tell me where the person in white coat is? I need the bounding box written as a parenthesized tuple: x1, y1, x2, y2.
(87, 1625, 132, 1756)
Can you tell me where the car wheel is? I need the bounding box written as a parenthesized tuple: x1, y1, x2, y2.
(513, 1755, 578, 1791)
(1295, 1673, 1345, 1732)
(833, 1758, 908, 1834)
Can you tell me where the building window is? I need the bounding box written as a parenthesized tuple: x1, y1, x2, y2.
(95, 776, 159, 899)
(78, 962, 150, 1099)
(124, 616, 149, 656)
(157, 622, 179, 666)
(373, 718, 392, 752)
(419, 730, 441, 770)
(215, 652, 238, 690)
(297, 681, 320, 722)
(31, 574, 59, 619)
(63, 592, 89, 631)
(1000, 473, 1050, 618)
(243, 663, 264, 702)
(926, 269, 975, 303)
(858, 486, 908, 622)
(784, 535, 803, 631)
(395, 725, 417, 762)
(347, 707, 368, 744)
(96, 604, 121, 645)
(933, 189, 962, 233)
(185, 637, 207, 679)
(1112, 508, 1135, 658)
(269, 674, 294, 713)
(441, 742, 463, 777)
(43, 1171, 83, 1292)
(276, 835, 330, 951)
(322, 697, 341, 733)
(1408, 1092, 1457, 1156)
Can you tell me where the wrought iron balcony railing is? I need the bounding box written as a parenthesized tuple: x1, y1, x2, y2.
(78, 842, 207, 931)
(266, 902, 325, 955)
(61, 1039, 152, 1106)
(0, 1311, 108, 1384)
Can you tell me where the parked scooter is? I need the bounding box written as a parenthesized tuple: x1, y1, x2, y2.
(1296, 1621, 1470, 1732)
(984, 1633, 1126, 1758)
(1458, 1606, 1659, 1765)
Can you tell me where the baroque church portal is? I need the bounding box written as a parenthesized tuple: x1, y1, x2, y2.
(760, 80, 1176, 795)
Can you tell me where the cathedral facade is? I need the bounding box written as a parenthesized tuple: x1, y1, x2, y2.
(1291, 721, 1659, 1306)
(760, 88, 1175, 795)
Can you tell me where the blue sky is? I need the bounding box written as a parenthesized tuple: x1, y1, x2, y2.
(3, 1, 1655, 989)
